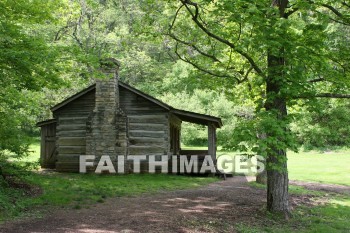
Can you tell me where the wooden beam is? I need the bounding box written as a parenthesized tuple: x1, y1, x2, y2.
(208, 123, 217, 163)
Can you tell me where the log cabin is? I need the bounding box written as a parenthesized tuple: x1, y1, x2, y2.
(37, 59, 222, 173)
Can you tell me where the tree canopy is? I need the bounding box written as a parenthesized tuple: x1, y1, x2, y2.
(141, 0, 350, 214)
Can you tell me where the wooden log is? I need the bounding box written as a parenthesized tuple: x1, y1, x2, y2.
(128, 137, 165, 143)
(129, 141, 165, 147)
(55, 162, 80, 172)
(57, 124, 86, 131)
(59, 117, 87, 124)
(58, 137, 86, 146)
(57, 130, 86, 137)
(208, 123, 217, 162)
(128, 115, 167, 124)
(129, 123, 166, 131)
(58, 146, 85, 154)
(55, 112, 92, 117)
(129, 130, 166, 138)
(56, 154, 80, 162)
(125, 110, 168, 115)
(128, 146, 166, 155)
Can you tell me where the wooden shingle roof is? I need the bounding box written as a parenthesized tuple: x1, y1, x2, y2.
(50, 81, 223, 128)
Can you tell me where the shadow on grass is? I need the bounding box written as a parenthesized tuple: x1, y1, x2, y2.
(0, 172, 217, 222)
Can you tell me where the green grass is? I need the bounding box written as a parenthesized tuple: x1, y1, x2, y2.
(208, 147, 350, 232)
(237, 196, 350, 233)
(243, 182, 350, 233)
(288, 149, 350, 186)
(0, 141, 217, 222)
(238, 148, 350, 232)
(8, 140, 41, 164)
(2, 143, 350, 232)
(216, 148, 350, 186)
(249, 181, 324, 196)
(26, 141, 41, 163)
(27, 143, 350, 187)
(237, 191, 350, 233)
(0, 172, 217, 222)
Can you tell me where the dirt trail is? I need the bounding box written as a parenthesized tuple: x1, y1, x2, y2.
(1, 177, 346, 233)
(290, 180, 350, 195)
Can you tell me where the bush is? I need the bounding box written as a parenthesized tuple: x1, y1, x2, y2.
(291, 99, 350, 150)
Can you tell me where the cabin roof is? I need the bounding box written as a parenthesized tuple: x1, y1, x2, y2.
(51, 84, 96, 112)
(171, 109, 222, 127)
(36, 119, 57, 127)
(50, 81, 223, 128)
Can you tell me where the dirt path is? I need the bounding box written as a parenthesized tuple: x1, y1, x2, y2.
(290, 180, 350, 195)
(0, 177, 339, 233)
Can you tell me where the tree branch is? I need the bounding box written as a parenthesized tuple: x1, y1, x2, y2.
(314, 93, 350, 98)
(321, 3, 343, 17)
(168, 33, 221, 63)
(320, 3, 350, 25)
(179, 0, 265, 78)
(170, 4, 185, 32)
(297, 93, 350, 99)
(308, 78, 325, 83)
(174, 43, 242, 82)
(342, 1, 350, 8)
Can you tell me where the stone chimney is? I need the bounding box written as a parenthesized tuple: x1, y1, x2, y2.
(86, 58, 128, 172)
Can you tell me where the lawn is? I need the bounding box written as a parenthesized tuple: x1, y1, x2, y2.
(223, 148, 350, 232)
(26, 140, 41, 163)
(217, 148, 350, 186)
(241, 183, 350, 233)
(0, 172, 216, 222)
(288, 149, 350, 186)
(0, 142, 217, 222)
(25, 143, 350, 187)
(2, 143, 349, 232)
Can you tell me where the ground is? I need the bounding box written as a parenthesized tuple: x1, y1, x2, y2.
(1, 144, 349, 232)
(1, 176, 349, 233)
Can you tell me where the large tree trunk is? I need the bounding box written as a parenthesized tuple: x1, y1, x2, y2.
(264, 52, 290, 216)
(264, 93, 290, 216)
(261, 0, 290, 217)
(266, 149, 289, 215)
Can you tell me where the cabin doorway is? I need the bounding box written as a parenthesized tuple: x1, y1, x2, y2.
(38, 121, 57, 168)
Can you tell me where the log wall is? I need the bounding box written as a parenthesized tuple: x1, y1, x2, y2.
(52, 85, 171, 173)
(119, 86, 170, 173)
(53, 89, 95, 172)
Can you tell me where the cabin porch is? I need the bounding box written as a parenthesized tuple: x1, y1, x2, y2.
(169, 109, 222, 168)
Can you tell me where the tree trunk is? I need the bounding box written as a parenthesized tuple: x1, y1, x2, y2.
(0, 163, 7, 182)
(261, 0, 291, 217)
(264, 52, 290, 216)
(256, 166, 267, 184)
(264, 94, 290, 216)
(256, 133, 267, 184)
(266, 149, 289, 215)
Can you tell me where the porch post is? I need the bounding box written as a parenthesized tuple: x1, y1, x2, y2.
(208, 123, 217, 163)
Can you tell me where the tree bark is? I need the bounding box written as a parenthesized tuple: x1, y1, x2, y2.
(264, 52, 290, 216)
(0, 164, 7, 182)
(256, 133, 267, 184)
(261, 0, 290, 217)
(266, 149, 289, 216)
